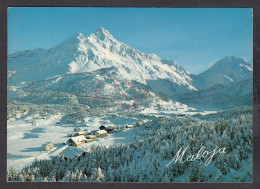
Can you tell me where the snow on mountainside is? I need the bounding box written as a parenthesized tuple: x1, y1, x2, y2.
(177, 78, 252, 109)
(7, 28, 253, 111)
(192, 56, 252, 90)
(8, 27, 195, 94)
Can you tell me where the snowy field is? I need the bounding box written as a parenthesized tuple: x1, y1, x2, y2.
(8, 114, 141, 170)
(7, 107, 217, 170)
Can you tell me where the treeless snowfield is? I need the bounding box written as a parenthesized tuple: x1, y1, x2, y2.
(7, 115, 142, 170)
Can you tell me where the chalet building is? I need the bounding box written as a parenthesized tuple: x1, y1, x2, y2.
(126, 125, 133, 128)
(95, 130, 107, 138)
(75, 132, 85, 136)
(99, 125, 106, 130)
(105, 126, 115, 132)
(135, 121, 143, 126)
(41, 142, 54, 151)
(75, 131, 91, 136)
(67, 135, 87, 147)
(59, 146, 86, 161)
(56, 121, 61, 124)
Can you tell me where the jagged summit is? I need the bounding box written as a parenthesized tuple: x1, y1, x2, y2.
(95, 27, 112, 37)
(7, 27, 196, 94)
(7, 28, 252, 96)
(91, 27, 118, 43)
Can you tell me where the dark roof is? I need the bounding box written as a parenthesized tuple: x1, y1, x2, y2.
(99, 125, 106, 129)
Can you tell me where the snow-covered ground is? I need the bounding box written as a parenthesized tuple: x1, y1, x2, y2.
(7, 107, 218, 170)
(7, 114, 140, 170)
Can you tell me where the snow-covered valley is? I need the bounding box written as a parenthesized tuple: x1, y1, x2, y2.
(7, 98, 219, 171)
(7, 115, 139, 170)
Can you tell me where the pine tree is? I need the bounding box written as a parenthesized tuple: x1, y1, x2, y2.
(91, 167, 104, 182)
(189, 162, 205, 182)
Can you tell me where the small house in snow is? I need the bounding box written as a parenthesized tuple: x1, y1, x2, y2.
(105, 126, 115, 132)
(67, 135, 87, 147)
(59, 146, 86, 161)
(75, 132, 85, 136)
(75, 131, 91, 136)
(95, 130, 107, 138)
(135, 121, 143, 126)
(56, 121, 61, 124)
(41, 142, 54, 151)
(126, 125, 133, 128)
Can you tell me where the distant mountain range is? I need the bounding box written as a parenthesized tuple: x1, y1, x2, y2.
(7, 27, 253, 110)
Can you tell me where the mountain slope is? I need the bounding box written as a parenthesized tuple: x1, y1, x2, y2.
(192, 56, 252, 90)
(8, 27, 196, 94)
(177, 78, 252, 109)
(7, 28, 253, 112)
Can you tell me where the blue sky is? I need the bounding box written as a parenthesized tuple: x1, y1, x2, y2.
(8, 7, 253, 74)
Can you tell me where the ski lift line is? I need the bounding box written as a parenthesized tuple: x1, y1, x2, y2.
(22, 68, 150, 122)
(101, 68, 128, 99)
(109, 70, 150, 96)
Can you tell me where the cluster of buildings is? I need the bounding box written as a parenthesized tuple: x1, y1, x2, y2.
(41, 121, 144, 153)
(66, 125, 116, 147)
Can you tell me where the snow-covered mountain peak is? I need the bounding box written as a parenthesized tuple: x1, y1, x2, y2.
(95, 27, 112, 37)
(8, 27, 197, 94)
(216, 56, 251, 67)
(223, 56, 236, 61)
(90, 27, 118, 43)
(52, 32, 87, 52)
(192, 56, 252, 90)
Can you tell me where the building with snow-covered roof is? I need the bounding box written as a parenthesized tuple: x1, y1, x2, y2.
(75, 131, 85, 136)
(41, 142, 54, 151)
(95, 130, 107, 138)
(67, 135, 87, 147)
(59, 146, 86, 160)
(105, 125, 115, 132)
